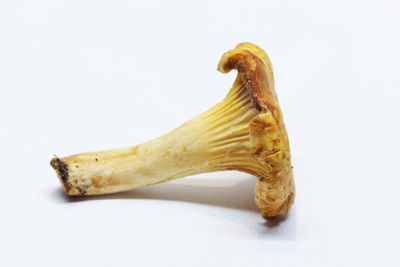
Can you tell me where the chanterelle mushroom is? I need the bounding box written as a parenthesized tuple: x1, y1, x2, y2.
(51, 43, 295, 217)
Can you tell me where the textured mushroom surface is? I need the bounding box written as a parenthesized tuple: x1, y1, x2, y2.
(51, 43, 295, 218)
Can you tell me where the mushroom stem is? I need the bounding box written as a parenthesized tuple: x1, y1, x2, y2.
(51, 77, 260, 196)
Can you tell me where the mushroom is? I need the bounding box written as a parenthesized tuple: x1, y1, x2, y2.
(50, 43, 295, 217)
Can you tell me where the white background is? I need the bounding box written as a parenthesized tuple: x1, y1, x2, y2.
(1, 0, 399, 266)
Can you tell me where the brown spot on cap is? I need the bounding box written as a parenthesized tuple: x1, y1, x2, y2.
(218, 43, 282, 121)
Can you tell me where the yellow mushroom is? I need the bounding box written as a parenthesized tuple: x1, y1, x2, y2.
(50, 43, 295, 218)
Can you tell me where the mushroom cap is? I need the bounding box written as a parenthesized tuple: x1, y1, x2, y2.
(219, 43, 295, 217)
